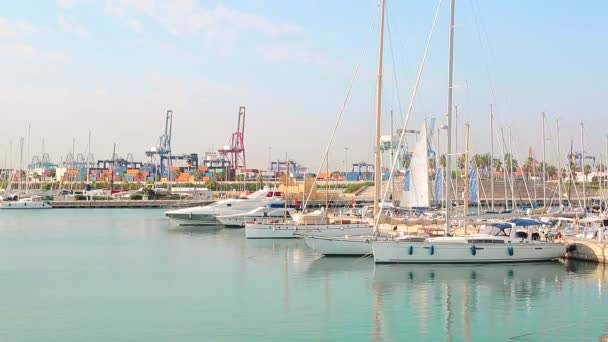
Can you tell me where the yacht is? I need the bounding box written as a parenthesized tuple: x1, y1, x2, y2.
(371, 219, 568, 263)
(164, 188, 281, 225)
(0, 196, 52, 209)
(216, 204, 294, 228)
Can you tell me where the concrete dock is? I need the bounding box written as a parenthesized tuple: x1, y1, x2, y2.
(564, 238, 607, 264)
(50, 200, 213, 209)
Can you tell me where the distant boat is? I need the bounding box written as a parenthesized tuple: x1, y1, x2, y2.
(0, 196, 52, 209)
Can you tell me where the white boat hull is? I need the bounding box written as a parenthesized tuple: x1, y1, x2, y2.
(0, 201, 52, 209)
(372, 241, 567, 263)
(245, 223, 372, 239)
(304, 235, 373, 256)
(167, 213, 220, 226)
(217, 215, 289, 228)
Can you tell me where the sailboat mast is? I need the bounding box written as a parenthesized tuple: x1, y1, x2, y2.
(556, 120, 562, 209)
(373, 0, 386, 218)
(580, 122, 586, 211)
(26, 123, 30, 194)
(455, 106, 459, 206)
(463, 123, 470, 234)
(490, 105, 494, 211)
(542, 112, 546, 208)
(18, 137, 24, 197)
(444, 0, 456, 237)
(501, 128, 508, 210)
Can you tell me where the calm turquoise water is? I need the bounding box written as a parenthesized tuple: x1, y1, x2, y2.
(0, 209, 607, 342)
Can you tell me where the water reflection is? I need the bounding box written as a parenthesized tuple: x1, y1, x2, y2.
(167, 225, 224, 235)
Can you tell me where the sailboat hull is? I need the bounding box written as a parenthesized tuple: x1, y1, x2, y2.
(245, 223, 372, 239)
(372, 241, 566, 264)
(304, 235, 373, 256)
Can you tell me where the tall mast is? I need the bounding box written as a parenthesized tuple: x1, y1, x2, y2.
(455, 105, 459, 206)
(110, 143, 116, 194)
(26, 123, 30, 194)
(373, 0, 386, 218)
(508, 128, 516, 209)
(501, 128, 508, 210)
(605, 135, 608, 214)
(87, 130, 91, 183)
(490, 105, 494, 211)
(437, 128, 442, 208)
(556, 120, 562, 209)
(18, 137, 24, 197)
(463, 123, 470, 233)
(542, 112, 546, 208)
(444, 0, 456, 237)
(580, 122, 586, 211)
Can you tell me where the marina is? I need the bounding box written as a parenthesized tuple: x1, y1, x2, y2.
(1, 0, 608, 340)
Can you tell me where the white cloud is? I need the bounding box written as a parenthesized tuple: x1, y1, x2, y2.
(126, 19, 143, 32)
(0, 17, 35, 40)
(0, 42, 65, 62)
(105, 1, 300, 37)
(58, 0, 78, 9)
(58, 15, 93, 40)
(58, 0, 97, 9)
(257, 43, 330, 65)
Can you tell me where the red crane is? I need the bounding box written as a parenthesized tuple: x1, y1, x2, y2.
(218, 106, 246, 169)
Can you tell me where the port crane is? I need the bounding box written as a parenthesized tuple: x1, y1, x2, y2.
(145, 110, 198, 180)
(218, 106, 246, 170)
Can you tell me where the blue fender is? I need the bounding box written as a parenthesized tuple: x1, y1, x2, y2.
(429, 244, 435, 255)
(408, 245, 414, 255)
(507, 246, 514, 256)
(470, 245, 477, 256)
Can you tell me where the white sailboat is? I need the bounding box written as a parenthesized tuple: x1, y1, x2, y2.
(400, 121, 431, 208)
(1, 138, 52, 209)
(371, 0, 567, 264)
(372, 220, 566, 263)
(303, 0, 438, 255)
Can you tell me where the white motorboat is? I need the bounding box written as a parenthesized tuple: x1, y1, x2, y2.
(164, 188, 281, 225)
(0, 196, 52, 209)
(216, 204, 295, 228)
(372, 219, 568, 264)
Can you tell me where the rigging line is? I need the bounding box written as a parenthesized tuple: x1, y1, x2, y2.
(376, 0, 444, 231)
(301, 7, 379, 211)
(468, 0, 497, 107)
(385, 6, 405, 132)
(302, 64, 360, 211)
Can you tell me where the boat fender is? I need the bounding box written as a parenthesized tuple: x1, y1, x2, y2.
(470, 245, 477, 256)
(189, 212, 192, 219)
(408, 245, 413, 255)
(429, 244, 434, 255)
(507, 246, 514, 256)
(272, 226, 276, 232)
(566, 244, 577, 253)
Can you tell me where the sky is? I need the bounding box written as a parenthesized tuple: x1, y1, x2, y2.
(1, 0, 607, 171)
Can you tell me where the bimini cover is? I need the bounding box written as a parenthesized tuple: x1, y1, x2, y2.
(492, 219, 544, 229)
